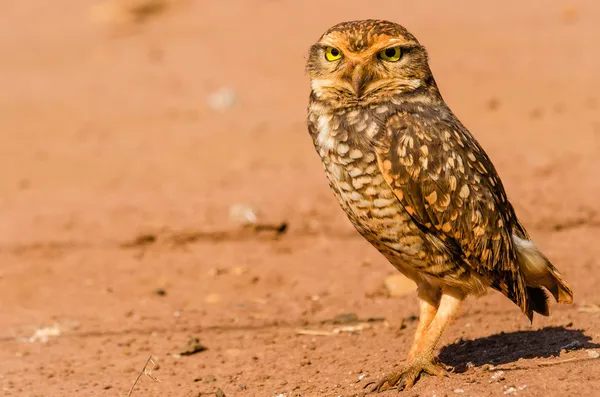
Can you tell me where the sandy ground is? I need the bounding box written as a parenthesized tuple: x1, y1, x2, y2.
(1, 1, 600, 396)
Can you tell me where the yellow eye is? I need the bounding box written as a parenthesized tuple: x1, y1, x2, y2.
(325, 46, 342, 61)
(379, 47, 402, 62)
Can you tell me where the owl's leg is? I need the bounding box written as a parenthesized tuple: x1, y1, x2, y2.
(407, 284, 441, 361)
(370, 287, 464, 392)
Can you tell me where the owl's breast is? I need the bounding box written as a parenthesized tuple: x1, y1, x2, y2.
(309, 109, 424, 258)
(308, 104, 385, 154)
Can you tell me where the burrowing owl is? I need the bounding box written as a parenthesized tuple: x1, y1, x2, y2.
(305, 20, 573, 392)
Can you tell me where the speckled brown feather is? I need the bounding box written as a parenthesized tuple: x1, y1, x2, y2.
(306, 19, 573, 322)
(373, 102, 532, 316)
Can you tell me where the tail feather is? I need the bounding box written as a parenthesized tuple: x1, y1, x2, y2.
(512, 235, 574, 317)
(545, 262, 574, 304)
(527, 286, 550, 317)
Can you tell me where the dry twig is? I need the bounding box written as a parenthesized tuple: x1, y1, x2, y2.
(295, 329, 335, 336)
(126, 356, 161, 397)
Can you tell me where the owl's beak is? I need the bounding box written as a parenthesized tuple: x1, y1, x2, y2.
(351, 65, 366, 97)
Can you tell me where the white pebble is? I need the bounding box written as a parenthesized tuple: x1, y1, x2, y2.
(207, 87, 237, 110)
(490, 370, 505, 382)
(229, 203, 258, 226)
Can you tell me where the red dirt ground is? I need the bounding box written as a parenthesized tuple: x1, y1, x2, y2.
(1, 1, 600, 396)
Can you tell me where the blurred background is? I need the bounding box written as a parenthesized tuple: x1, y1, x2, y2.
(1, 1, 599, 396)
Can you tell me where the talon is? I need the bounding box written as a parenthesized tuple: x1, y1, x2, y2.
(363, 380, 377, 390)
(368, 357, 448, 393)
(369, 378, 387, 393)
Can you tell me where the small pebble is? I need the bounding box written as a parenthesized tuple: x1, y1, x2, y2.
(180, 337, 207, 356)
(207, 87, 237, 110)
(229, 203, 257, 225)
(490, 370, 505, 382)
(588, 350, 600, 359)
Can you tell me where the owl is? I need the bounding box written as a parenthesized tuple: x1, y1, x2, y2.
(305, 20, 573, 392)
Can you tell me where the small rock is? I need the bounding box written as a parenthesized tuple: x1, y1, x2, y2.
(504, 386, 517, 395)
(454, 389, 465, 393)
(180, 338, 207, 356)
(518, 385, 528, 391)
(215, 388, 226, 397)
(229, 204, 258, 226)
(587, 350, 600, 359)
(238, 384, 247, 390)
(207, 87, 237, 111)
(154, 289, 167, 296)
(490, 370, 505, 383)
(482, 364, 496, 371)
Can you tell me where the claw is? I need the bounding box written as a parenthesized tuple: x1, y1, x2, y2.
(367, 357, 449, 393)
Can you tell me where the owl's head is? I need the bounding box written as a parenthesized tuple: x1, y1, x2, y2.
(306, 20, 438, 107)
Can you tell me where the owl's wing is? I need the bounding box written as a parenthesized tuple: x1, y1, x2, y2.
(375, 110, 530, 313)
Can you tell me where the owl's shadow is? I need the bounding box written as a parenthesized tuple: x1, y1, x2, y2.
(439, 326, 599, 371)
